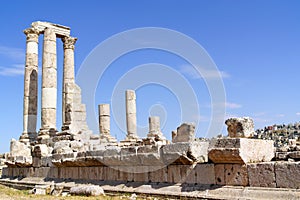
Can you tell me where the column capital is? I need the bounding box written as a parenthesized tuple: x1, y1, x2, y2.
(23, 28, 40, 43)
(62, 36, 77, 50)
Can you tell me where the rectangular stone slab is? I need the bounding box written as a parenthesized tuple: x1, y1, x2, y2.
(208, 138, 274, 164)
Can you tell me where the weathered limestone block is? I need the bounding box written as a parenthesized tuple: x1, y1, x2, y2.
(195, 164, 215, 185)
(34, 185, 51, 195)
(52, 141, 73, 154)
(133, 166, 149, 182)
(247, 162, 276, 187)
(214, 164, 225, 185)
(70, 185, 104, 196)
(215, 164, 248, 186)
(208, 138, 274, 164)
(60, 82, 93, 143)
(10, 139, 31, 157)
(162, 141, 209, 165)
(15, 156, 33, 167)
(148, 167, 168, 183)
(33, 167, 50, 177)
(225, 117, 254, 138)
(172, 123, 195, 143)
(275, 161, 300, 189)
(167, 165, 183, 183)
(48, 167, 59, 179)
(225, 164, 248, 186)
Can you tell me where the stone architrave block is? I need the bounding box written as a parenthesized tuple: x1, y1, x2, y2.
(225, 117, 255, 138)
(247, 162, 276, 188)
(224, 164, 248, 186)
(208, 138, 274, 164)
(275, 162, 300, 189)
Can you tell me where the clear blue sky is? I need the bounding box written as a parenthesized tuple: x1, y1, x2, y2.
(0, 1, 300, 153)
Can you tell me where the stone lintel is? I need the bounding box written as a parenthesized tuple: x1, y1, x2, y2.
(31, 21, 70, 38)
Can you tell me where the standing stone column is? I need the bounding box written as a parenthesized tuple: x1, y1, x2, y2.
(147, 116, 166, 144)
(125, 90, 138, 140)
(98, 104, 117, 144)
(40, 28, 57, 136)
(61, 36, 77, 126)
(99, 104, 110, 136)
(20, 28, 40, 144)
(148, 116, 161, 137)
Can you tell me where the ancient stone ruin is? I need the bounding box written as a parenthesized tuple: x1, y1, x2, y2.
(0, 21, 299, 199)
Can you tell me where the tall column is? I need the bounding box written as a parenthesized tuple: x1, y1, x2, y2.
(20, 28, 40, 144)
(61, 36, 77, 126)
(40, 28, 57, 135)
(125, 90, 138, 140)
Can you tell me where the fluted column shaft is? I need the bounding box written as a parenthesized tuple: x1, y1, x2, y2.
(40, 28, 57, 131)
(20, 28, 40, 143)
(61, 36, 77, 126)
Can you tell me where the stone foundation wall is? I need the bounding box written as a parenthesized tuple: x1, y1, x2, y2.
(2, 161, 300, 189)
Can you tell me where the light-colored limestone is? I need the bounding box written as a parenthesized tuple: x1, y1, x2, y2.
(148, 116, 161, 136)
(31, 21, 70, 38)
(99, 117, 110, 134)
(247, 162, 276, 187)
(125, 90, 138, 140)
(98, 104, 117, 144)
(70, 185, 104, 196)
(208, 138, 274, 164)
(225, 164, 248, 186)
(214, 164, 225, 185)
(10, 139, 31, 158)
(41, 88, 57, 109)
(275, 161, 300, 189)
(225, 117, 255, 138)
(162, 141, 209, 165)
(21, 27, 39, 144)
(62, 36, 77, 126)
(195, 164, 215, 185)
(146, 116, 167, 144)
(40, 27, 57, 132)
(172, 123, 195, 143)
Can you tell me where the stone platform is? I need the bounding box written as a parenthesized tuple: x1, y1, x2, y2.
(0, 177, 299, 200)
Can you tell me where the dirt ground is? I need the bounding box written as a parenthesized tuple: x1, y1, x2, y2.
(0, 184, 149, 200)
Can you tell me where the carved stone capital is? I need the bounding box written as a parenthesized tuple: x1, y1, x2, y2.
(62, 36, 77, 50)
(23, 28, 40, 43)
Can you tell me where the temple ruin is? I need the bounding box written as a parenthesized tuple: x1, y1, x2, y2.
(0, 21, 299, 199)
